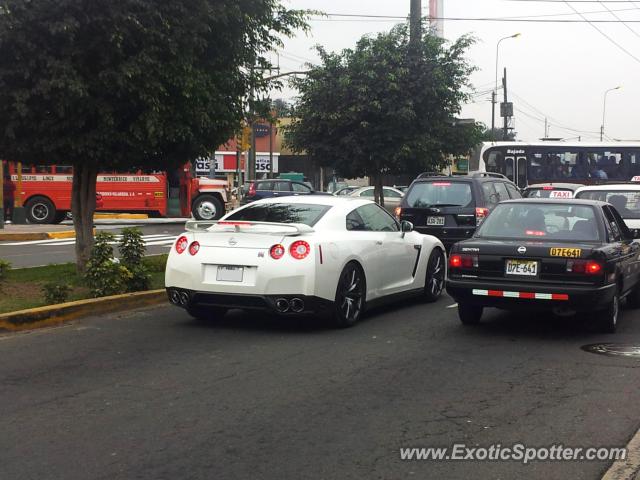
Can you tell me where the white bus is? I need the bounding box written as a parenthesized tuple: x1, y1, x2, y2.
(472, 142, 640, 189)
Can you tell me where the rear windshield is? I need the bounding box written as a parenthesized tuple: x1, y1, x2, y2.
(575, 190, 640, 219)
(477, 203, 601, 242)
(525, 188, 573, 199)
(225, 203, 330, 226)
(405, 181, 474, 208)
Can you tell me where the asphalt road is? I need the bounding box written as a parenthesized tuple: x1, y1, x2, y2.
(1, 297, 639, 480)
(0, 223, 186, 267)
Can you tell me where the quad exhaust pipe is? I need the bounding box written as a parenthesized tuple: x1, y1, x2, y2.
(290, 298, 305, 313)
(275, 298, 290, 313)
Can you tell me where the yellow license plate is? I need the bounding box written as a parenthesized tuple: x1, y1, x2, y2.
(549, 248, 581, 258)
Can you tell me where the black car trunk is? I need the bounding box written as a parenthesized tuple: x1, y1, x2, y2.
(453, 239, 603, 285)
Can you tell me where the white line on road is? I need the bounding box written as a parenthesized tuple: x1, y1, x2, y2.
(446, 303, 458, 309)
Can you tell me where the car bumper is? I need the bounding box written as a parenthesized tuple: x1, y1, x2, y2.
(166, 288, 334, 316)
(446, 278, 616, 311)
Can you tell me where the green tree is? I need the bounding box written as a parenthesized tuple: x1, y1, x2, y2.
(0, 0, 306, 270)
(286, 24, 479, 205)
(481, 127, 517, 142)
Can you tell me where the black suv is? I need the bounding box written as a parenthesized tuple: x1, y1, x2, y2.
(398, 173, 522, 250)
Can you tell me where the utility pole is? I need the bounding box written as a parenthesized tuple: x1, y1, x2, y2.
(0, 160, 4, 229)
(502, 67, 508, 141)
(491, 91, 496, 141)
(410, 0, 422, 52)
(544, 118, 548, 139)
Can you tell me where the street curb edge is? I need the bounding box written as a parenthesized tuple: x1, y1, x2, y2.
(0, 289, 167, 332)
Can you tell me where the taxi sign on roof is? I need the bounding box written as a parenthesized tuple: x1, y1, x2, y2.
(631, 176, 640, 182)
(549, 190, 573, 199)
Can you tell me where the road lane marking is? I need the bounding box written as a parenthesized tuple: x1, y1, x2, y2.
(446, 303, 458, 309)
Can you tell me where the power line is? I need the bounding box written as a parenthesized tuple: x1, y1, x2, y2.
(598, 1, 640, 37)
(562, 1, 640, 63)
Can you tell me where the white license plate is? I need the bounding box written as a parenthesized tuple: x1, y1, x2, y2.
(216, 265, 244, 282)
(427, 216, 445, 226)
(505, 259, 538, 276)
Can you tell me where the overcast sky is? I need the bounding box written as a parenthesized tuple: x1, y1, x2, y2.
(274, 0, 640, 142)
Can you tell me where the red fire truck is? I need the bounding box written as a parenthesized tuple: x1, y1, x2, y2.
(1, 161, 229, 223)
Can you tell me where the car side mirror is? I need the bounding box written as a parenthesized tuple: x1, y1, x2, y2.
(401, 220, 414, 236)
(633, 229, 640, 239)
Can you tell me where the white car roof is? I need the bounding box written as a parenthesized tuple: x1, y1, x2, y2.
(248, 195, 369, 207)
(575, 184, 640, 193)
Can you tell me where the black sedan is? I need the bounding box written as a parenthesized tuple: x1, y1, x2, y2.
(446, 199, 640, 332)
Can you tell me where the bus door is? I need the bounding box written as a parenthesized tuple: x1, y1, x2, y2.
(516, 156, 527, 188)
(166, 167, 184, 217)
(504, 156, 515, 183)
(178, 164, 192, 217)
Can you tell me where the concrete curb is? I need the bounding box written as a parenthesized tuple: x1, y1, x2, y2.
(94, 213, 149, 220)
(0, 289, 167, 332)
(0, 228, 94, 241)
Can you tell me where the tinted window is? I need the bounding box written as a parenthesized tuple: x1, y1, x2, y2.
(575, 190, 640, 219)
(602, 206, 622, 242)
(273, 181, 291, 191)
(356, 204, 399, 232)
(226, 203, 330, 226)
(405, 182, 473, 208)
(493, 182, 510, 202)
(256, 181, 274, 191)
(346, 209, 366, 231)
(482, 183, 499, 207)
(506, 183, 521, 199)
(477, 203, 601, 242)
(292, 182, 311, 193)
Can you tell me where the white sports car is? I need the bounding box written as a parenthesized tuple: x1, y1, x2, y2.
(165, 196, 446, 327)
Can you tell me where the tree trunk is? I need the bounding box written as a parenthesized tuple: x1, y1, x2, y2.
(72, 162, 98, 273)
(372, 173, 385, 208)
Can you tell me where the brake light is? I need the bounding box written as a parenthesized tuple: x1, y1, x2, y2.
(542, 186, 554, 190)
(270, 244, 285, 259)
(525, 230, 546, 237)
(449, 254, 478, 268)
(567, 260, 603, 275)
(289, 240, 310, 260)
(218, 221, 251, 226)
(394, 206, 402, 218)
(188, 241, 200, 256)
(248, 182, 256, 196)
(432, 182, 451, 186)
(175, 236, 188, 254)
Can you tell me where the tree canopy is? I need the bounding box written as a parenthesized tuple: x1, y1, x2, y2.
(0, 0, 306, 268)
(286, 24, 483, 202)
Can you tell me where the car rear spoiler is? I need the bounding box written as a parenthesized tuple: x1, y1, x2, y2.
(185, 220, 314, 236)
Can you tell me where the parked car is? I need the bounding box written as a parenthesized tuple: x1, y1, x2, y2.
(348, 186, 404, 213)
(523, 182, 582, 199)
(242, 179, 325, 205)
(398, 172, 521, 251)
(575, 184, 640, 234)
(334, 186, 360, 196)
(446, 198, 640, 332)
(166, 196, 446, 327)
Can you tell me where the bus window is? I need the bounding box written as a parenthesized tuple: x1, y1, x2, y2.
(504, 157, 514, 182)
(35, 165, 52, 173)
(528, 150, 580, 181)
(55, 166, 73, 174)
(485, 149, 508, 177)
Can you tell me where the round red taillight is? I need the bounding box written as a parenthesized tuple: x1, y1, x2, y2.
(586, 261, 602, 274)
(188, 241, 200, 256)
(289, 240, 310, 260)
(449, 254, 462, 268)
(175, 236, 188, 254)
(270, 244, 285, 259)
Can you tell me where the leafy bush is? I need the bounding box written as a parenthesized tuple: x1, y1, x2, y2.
(119, 227, 150, 292)
(85, 232, 132, 297)
(42, 282, 71, 304)
(0, 259, 10, 281)
(144, 254, 168, 273)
